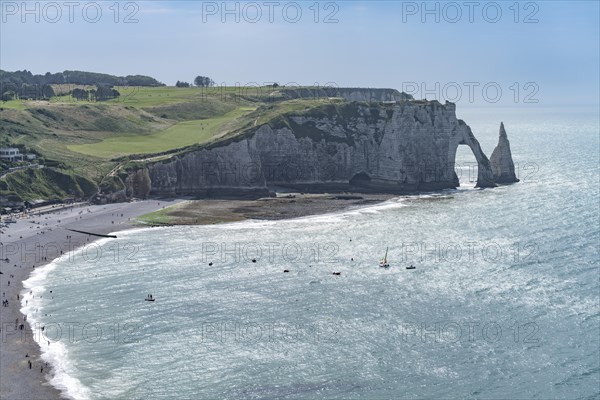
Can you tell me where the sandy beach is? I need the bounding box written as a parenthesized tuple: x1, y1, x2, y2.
(0, 199, 183, 400)
(0, 193, 391, 399)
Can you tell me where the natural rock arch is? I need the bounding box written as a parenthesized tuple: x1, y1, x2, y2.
(449, 123, 496, 188)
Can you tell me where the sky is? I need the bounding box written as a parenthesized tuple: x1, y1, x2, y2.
(1, 0, 599, 106)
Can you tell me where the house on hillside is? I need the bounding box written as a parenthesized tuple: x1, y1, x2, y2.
(0, 148, 37, 163)
(0, 148, 24, 162)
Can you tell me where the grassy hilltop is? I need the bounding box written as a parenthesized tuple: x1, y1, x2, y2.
(0, 85, 337, 203)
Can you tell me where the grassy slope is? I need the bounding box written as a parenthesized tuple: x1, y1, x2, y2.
(0, 86, 343, 203)
(2, 168, 98, 201)
(68, 106, 256, 158)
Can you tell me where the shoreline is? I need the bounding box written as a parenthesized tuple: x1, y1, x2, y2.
(0, 193, 393, 399)
(0, 199, 184, 400)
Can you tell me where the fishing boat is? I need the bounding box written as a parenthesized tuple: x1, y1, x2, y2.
(406, 265, 416, 270)
(379, 247, 390, 268)
(145, 294, 155, 302)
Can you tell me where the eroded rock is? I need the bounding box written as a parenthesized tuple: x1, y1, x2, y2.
(490, 122, 519, 184)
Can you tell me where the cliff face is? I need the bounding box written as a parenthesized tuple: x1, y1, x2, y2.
(490, 122, 519, 183)
(277, 87, 413, 102)
(125, 100, 502, 198)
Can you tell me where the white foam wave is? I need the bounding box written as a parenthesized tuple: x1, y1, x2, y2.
(21, 252, 94, 400)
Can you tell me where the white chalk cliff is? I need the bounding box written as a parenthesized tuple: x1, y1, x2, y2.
(123, 94, 518, 198)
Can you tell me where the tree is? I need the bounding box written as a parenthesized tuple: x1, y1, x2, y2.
(175, 81, 190, 88)
(40, 84, 55, 99)
(94, 85, 120, 101)
(1, 91, 15, 101)
(194, 76, 214, 87)
(72, 88, 89, 101)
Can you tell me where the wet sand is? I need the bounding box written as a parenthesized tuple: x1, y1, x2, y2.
(139, 193, 394, 225)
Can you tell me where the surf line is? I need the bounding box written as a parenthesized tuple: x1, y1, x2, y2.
(66, 229, 117, 238)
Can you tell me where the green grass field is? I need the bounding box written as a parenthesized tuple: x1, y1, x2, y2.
(0, 85, 273, 110)
(67, 106, 256, 158)
(0, 85, 333, 202)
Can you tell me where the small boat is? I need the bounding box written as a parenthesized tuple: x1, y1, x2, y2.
(145, 294, 155, 302)
(406, 265, 416, 270)
(379, 247, 390, 268)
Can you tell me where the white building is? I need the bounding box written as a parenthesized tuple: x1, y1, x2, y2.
(0, 148, 23, 162)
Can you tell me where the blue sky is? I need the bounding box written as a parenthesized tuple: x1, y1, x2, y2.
(1, 1, 598, 106)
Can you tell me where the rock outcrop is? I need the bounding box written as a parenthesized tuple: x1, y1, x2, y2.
(124, 99, 504, 198)
(490, 122, 519, 183)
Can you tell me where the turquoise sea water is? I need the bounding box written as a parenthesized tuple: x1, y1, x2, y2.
(22, 107, 599, 399)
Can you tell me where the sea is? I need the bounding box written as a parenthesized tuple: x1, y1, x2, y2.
(22, 106, 600, 400)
